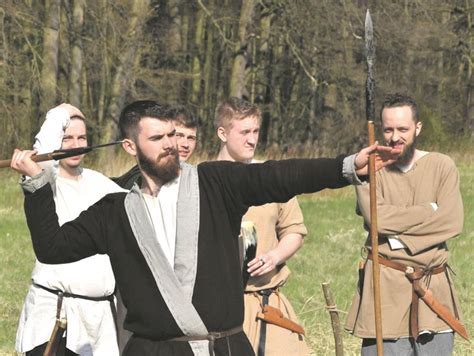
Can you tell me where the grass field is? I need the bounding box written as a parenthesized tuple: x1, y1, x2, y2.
(0, 157, 472, 355)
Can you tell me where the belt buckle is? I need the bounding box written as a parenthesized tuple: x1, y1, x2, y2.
(258, 289, 273, 297)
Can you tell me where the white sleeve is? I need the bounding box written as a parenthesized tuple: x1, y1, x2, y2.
(33, 107, 71, 154)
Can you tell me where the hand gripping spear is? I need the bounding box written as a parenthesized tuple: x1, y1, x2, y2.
(365, 9, 384, 355)
(0, 141, 123, 169)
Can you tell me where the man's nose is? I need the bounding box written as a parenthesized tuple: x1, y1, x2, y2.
(163, 135, 174, 149)
(391, 131, 400, 142)
(247, 134, 257, 145)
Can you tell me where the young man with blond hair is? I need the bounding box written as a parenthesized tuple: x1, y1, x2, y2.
(215, 97, 310, 355)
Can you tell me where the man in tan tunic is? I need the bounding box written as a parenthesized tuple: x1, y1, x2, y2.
(215, 97, 311, 355)
(345, 93, 464, 355)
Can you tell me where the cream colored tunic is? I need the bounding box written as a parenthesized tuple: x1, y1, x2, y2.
(16, 106, 124, 355)
(243, 197, 311, 355)
(345, 152, 464, 339)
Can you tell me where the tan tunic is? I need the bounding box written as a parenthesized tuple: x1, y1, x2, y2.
(243, 197, 311, 355)
(345, 152, 464, 339)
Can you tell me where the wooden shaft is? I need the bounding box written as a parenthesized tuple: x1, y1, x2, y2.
(368, 121, 384, 355)
(0, 152, 56, 169)
(322, 282, 344, 356)
(43, 319, 67, 356)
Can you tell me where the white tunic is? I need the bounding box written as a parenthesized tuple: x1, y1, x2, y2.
(16, 107, 125, 355)
(142, 176, 180, 267)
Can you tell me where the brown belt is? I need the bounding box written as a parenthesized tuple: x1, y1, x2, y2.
(168, 325, 243, 356)
(367, 253, 446, 339)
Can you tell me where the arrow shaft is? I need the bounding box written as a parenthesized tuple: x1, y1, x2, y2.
(0, 141, 123, 169)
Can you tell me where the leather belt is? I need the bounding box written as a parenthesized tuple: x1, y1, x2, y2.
(168, 325, 243, 356)
(367, 253, 445, 275)
(257, 289, 273, 356)
(366, 253, 464, 340)
(33, 281, 115, 302)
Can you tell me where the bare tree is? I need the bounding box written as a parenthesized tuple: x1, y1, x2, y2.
(39, 0, 61, 115)
(69, 0, 85, 107)
(229, 0, 255, 98)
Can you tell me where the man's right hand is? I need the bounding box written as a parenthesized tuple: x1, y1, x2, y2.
(10, 149, 43, 177)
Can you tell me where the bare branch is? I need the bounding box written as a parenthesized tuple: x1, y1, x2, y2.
(197, 0, 236, 47)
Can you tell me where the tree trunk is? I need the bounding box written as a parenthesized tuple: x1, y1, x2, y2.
(191, 8, 204, 104)
(97, 0, 109, 128)
(203, 0, 214, 119)
(69, 0, 84, 107)
(229, 0, 255, 98)
(167, 0, 182, 55)
(105, 0, 150, 142)
(465, 0, 473, 139)
(40, 0, 61, 115)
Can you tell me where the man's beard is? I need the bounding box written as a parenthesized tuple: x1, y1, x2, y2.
(394, 134, 417, 167)
(137, 147, 180, 184)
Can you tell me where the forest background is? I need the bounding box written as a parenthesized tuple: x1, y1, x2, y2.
(0, 0, 473, 355)
(0, 0, 472, 157)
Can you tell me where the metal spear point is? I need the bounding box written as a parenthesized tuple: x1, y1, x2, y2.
(365, 9, 375, 123)
(0, 141, 124, 169)
(365, 9, 384, 355)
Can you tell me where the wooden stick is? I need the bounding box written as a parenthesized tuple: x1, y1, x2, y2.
(0, 152, 56, 169)
(368, 121, 384, 355)
(322, 282, 344, 356)
(0, 141, 123, 169)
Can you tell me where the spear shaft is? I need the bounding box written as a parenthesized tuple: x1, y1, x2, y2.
(0, 141, 123, 169)
(365, 9, 384, 355)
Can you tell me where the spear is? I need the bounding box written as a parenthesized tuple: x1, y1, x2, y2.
(0, 141, 123, 169)
(365, 9, 384, 355)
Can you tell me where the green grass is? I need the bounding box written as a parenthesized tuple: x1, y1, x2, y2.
(0, 160, 472, 355)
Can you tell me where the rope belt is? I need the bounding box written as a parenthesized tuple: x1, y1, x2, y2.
(167, 325, 243, 356)
(367, 253, 447, 339)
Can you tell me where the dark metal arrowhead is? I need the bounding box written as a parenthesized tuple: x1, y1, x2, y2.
(365, 9, 376, 123)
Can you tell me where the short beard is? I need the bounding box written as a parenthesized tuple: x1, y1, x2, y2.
(396, 135, 417, 167)
(137, 147, 180, 185)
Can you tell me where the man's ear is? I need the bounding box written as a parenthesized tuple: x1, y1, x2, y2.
(122, 138, 137, 156)
(217, 127, 227, 143)
(415, 121, 422, 137)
